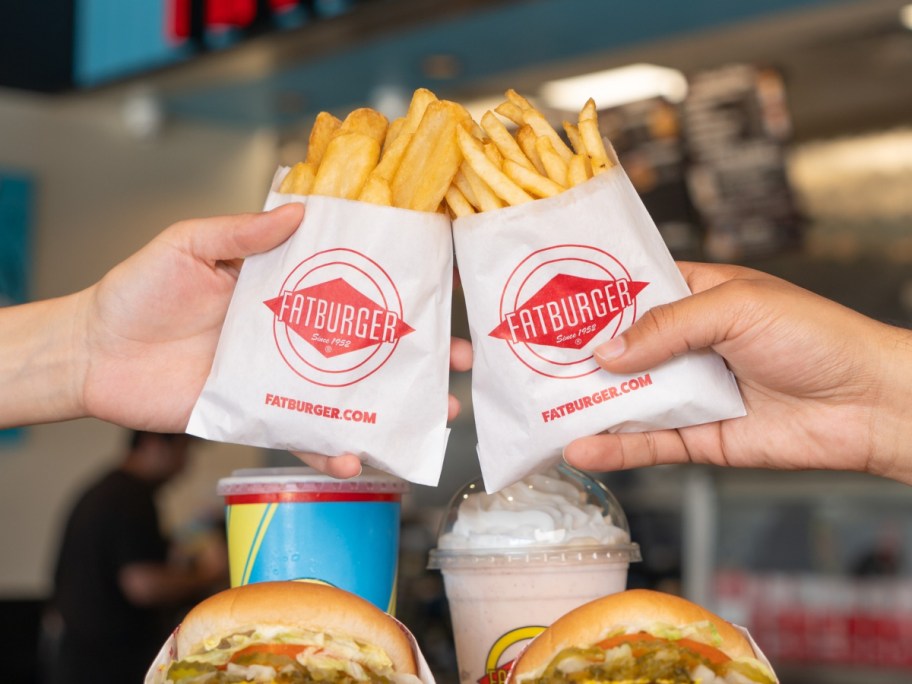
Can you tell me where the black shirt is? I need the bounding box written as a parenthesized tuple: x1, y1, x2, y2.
(52, 469, 170, 683)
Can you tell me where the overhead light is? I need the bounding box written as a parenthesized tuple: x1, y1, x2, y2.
(901, 3, 912, 30)
(540, 63, 688, 111)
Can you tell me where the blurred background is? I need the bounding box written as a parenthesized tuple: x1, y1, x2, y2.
(1, 0, 911, 682)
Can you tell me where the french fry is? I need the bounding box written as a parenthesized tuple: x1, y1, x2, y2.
(383, 117, 406, 153)
(481, 111, 536, 171)
(522, 107, 574, 163)
(453, 169, 480, 209)
(373, 131, 413, 181)
(484, 141, 504, 168)
(305, 112, 342, 167)
(505, 88, 534, 110)
(494, 101, 524, 126)
(579, 98, 613, 172)
(456, 124, 533, 207)
(503, 159, 565, 198)
(563, 121, 585, 155)
(468, 120, 487, 141)
(391, 100, 469, 212)
(338, 108, 388, 145)
(567, 153, 593, 187)
(279, 161, 316, 195)
(357, 175, 393, 206)
(402, 88, 438, 137)
(535, 137, 569, 188)
(516, 125, 547, 176)
(461, 161, 503, 212)
(445, 184, 475, 218)
(312, 132, 380, 199)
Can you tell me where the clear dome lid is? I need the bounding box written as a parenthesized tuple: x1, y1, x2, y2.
(428, 464, 640, 568)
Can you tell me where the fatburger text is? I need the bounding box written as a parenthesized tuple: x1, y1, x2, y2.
(498, 278, 644, 346)
(265, 392, 377, 424)
(275, 290, 400, 344)
(542, 374, 653, 423)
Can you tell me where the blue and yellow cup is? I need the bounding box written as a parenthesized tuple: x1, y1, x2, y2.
(217, 467, 407, 614)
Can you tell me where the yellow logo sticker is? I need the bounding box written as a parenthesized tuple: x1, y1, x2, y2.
(480, 625, 546, 684)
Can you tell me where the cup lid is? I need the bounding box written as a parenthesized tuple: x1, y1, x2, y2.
(428, 464, 640, 568)
(217, 466, 409, 496)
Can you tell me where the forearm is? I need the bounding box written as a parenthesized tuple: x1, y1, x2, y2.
(119, 562, 224, 607)
(868, 323, 912, 484)
(0, 293, 88, 429)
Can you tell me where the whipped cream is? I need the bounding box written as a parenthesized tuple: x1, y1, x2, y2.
(437, 470, 630, 549)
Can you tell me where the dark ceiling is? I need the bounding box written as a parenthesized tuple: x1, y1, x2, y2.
(126, 0, 912, 142)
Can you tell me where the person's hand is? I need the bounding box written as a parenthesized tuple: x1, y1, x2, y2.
(77, 204, 306, 433)
(563, 262, 912, 484)
(294, 335, 473, 478)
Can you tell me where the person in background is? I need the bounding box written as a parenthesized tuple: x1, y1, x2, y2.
(0, 203, 472, 479)
(47, 430, 228, 684)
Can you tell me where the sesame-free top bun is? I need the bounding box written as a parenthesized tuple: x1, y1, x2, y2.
(513, 589, 755, 679)
(176, 582, 417, 675)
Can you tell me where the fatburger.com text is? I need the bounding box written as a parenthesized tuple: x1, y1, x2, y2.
(542, 374, 653, 423)
(265, 392, 378, 424)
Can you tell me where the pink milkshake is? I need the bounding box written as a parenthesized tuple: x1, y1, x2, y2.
(428, 466, 639, 684)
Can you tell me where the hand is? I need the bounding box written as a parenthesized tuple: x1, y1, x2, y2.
(563, 262, 912, 484)
(294, 335, 473, 478)
(79, 204, 305, 431)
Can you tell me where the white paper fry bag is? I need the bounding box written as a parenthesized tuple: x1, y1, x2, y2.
(188, 168, 453, 486)
(453, 168, 746, 492)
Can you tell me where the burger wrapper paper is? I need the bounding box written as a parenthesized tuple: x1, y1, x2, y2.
(144, 616, 437, 684)
(736, 624, 779, 681)
(187, 167, 452, 486)
(453, 168, 746, 493)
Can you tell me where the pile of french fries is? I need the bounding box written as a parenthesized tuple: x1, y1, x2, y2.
(278, 88, 614, 217)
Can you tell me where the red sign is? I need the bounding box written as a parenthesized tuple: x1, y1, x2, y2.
(169, 0, 301, 40)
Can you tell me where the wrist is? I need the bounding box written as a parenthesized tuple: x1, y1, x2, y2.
(867, 324, 912, 484)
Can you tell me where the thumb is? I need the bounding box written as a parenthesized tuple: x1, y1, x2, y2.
(177, 202, 305, 263)
(592, 284, 745, 374)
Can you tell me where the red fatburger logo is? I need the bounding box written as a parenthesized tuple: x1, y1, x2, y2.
(490, 245, 648, 378)
(264, 248, 412, 387)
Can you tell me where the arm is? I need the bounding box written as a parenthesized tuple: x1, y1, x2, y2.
(118, 561, 225, 608)
(0, 202, 474, 478)
(0, 204, 305, 432)
(563, 262, 912, 484)
(0, 295, 86, 428)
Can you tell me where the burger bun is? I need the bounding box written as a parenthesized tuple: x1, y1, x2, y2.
(513, 589, 755, 679)
(176, 581, 417, 675)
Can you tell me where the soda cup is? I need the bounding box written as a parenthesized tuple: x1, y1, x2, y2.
(428, 465, 639, 684)
(218, 467, 408, 613)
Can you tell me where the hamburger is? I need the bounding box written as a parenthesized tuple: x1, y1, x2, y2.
(509, 590, 776, 684)
(158, 582, 420, 684)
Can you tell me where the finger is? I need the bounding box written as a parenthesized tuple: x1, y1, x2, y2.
(174, 203, 305, 264)
(676, 261, 762, 294)
(291, 451, 363, 479)
(592, 280, 755, 375)
(450, 336, 473, 372)
(563, 429, 690, 472)
(448, 394, 461, 422)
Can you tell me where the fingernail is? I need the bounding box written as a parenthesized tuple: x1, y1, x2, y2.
(594, 336, 626, 362)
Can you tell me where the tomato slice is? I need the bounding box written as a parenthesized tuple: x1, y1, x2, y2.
(596, 632, 731, 666)
(230, 643, 310, 661)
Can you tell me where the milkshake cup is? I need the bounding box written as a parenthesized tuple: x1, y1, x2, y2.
(217, 466, 407, 613)
(428, 465, 639, 684)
